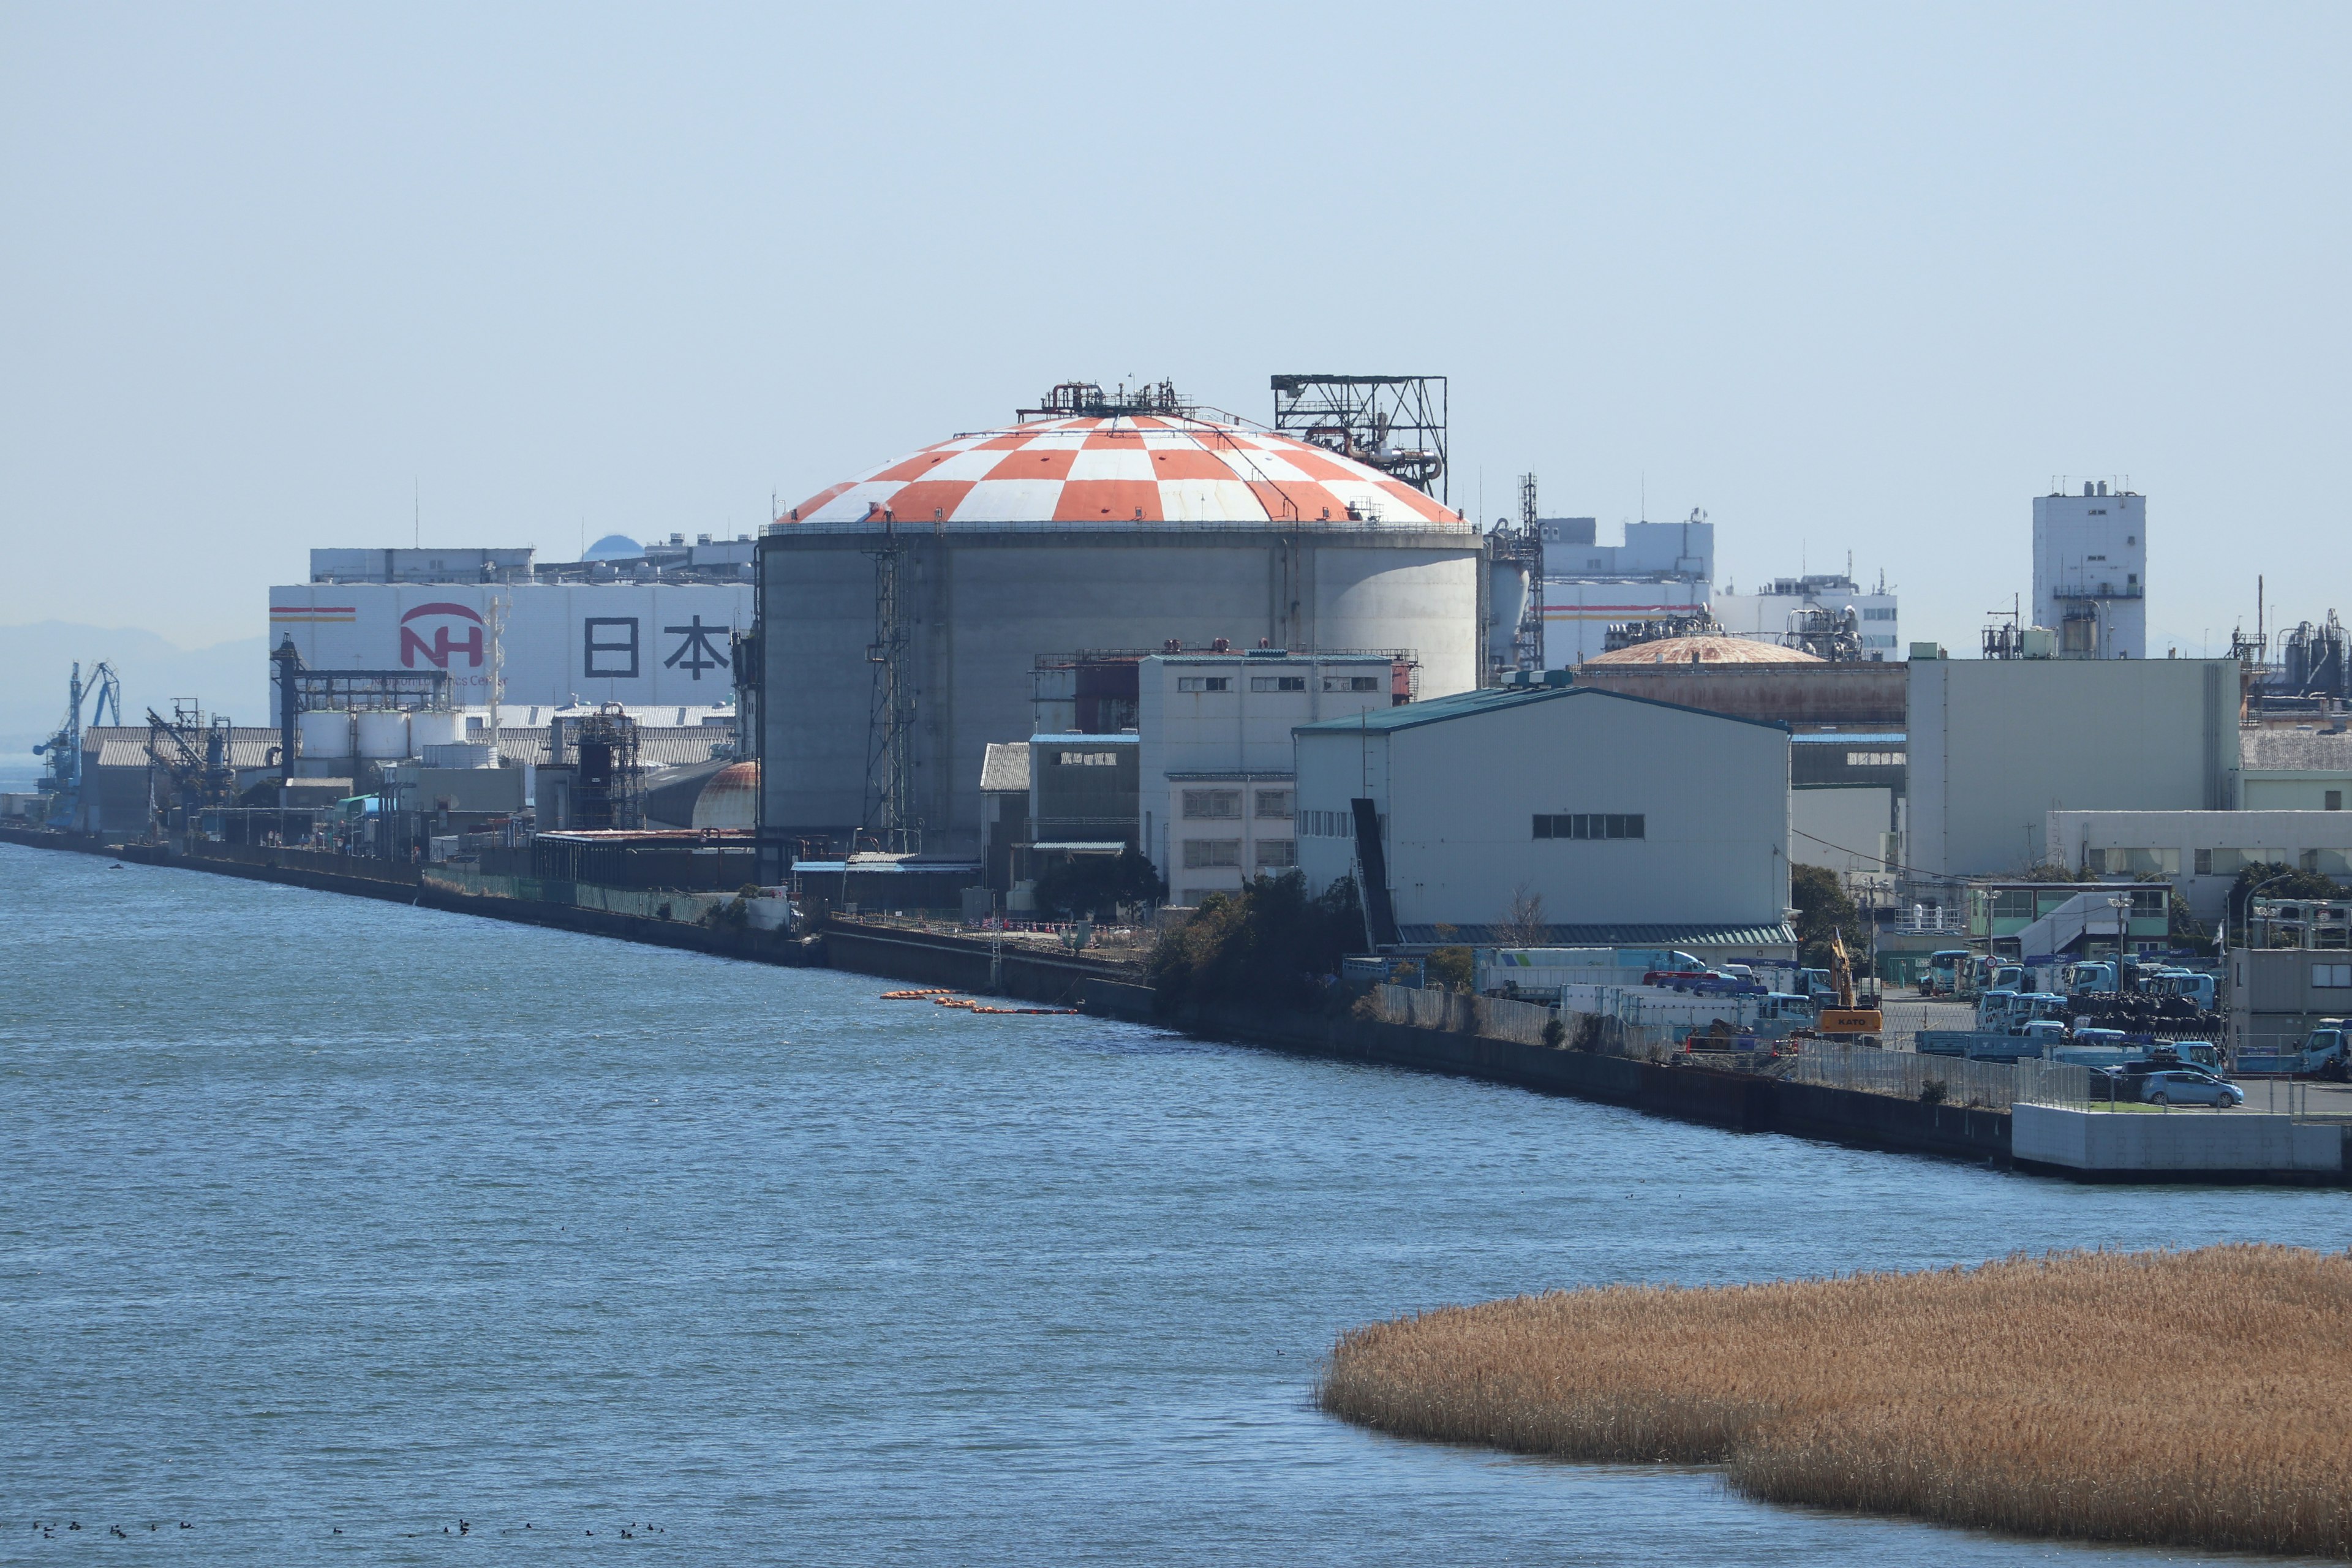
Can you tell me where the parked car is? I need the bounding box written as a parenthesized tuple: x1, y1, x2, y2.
(2141, 1070, 2245, 1108)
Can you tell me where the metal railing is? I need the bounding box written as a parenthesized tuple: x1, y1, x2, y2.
(1789, 1042, 2092, 1110)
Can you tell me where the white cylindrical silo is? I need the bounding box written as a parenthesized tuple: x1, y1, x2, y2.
(355, 710, 411, 760)
(298, 710, 353, 760)
(409, 710, 462, 749)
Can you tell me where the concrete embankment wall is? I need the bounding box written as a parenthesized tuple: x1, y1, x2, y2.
(2015, 1104, 2351, 1182)
(1081, 980, 2010, 1162)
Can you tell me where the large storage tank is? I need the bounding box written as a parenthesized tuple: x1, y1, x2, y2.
(299, 710, 354, 761)
(759, 401, 1484, 854)
(355, 710, 411, 760)
(410, 710, 464, 750)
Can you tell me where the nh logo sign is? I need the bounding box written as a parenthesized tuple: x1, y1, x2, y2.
(399, 602, 486, 669)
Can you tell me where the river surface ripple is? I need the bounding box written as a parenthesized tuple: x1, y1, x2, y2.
(4, 842, 2346, 1564)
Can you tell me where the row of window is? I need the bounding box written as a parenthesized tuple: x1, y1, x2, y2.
(1300, 809, 1387, 839)
(1845, 751, 1902, 767)
(1861, 607, 1898, 620)
(1054, 751, 1121, 767)
(2089, 847, 2352, 877)
(1532, 813, 1646, 840)
(1181, 788, 1292, 820)
(1180, 838, 1297, 869)
(1174, 674, 1384, 694)
(2314, 964, 2352, 990)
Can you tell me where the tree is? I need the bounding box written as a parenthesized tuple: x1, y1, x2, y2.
(1790, 863, 1868, 974)
(2014, 860, 2096, 883)
(1148, 872, 1365, 1011)
(1498, 883, 1550, 948)
(1034, 848, 1164, 919)
(2228, 861, 2348, 941)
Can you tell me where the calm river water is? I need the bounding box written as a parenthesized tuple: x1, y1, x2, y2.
(5, 842, 2346, 1564)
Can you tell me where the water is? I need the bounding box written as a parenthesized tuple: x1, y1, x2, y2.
(4, 842, 2345, 1564)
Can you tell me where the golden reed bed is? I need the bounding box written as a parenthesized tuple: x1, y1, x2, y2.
(1320, 1246, 2352, 1558)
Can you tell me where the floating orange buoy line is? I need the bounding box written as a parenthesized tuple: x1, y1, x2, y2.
(875, 989, 1079, 1016)
(875, 992, 1077, 1020)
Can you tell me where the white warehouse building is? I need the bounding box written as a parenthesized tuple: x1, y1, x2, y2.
(1293, 677, 1796, 951)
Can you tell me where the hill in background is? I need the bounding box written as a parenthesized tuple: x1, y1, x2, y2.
(0, 622, 268, 785)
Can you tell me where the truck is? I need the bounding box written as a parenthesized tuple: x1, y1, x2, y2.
(1923, 949, 1972, 997)
(2232, 1022, 2352, 1079)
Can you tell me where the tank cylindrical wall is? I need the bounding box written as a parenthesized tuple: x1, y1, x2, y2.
(355, 710, 411, 760)
(299, 710, 354, 758)
(1487, 560, 1529, 663)
(410, 710, 463, 748)
(758, 527, 1482, 854)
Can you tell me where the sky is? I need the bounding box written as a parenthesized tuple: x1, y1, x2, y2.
(3, 2, 2347, 666)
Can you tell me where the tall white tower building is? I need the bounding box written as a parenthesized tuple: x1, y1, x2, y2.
(2033, 481, 2146, 658)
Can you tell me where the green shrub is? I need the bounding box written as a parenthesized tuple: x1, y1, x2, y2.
(1148, 872, 1365, 1012)
(1425, 945, 1473, 991)
(1542, 1016, 1567, 1050)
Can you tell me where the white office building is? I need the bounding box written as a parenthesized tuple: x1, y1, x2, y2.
(1293, 676, 1795, 949)
(1136, 651, 1396, 905)
(2033, 483, 2147, 659)
(2047, 809, 2352, 922)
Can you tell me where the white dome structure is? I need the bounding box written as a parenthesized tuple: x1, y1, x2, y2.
(758, 398, 1484, 857)
(785, 413, 1464, 529)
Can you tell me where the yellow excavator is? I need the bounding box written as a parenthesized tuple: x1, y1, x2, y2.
(1816, 929, 1883, 1045)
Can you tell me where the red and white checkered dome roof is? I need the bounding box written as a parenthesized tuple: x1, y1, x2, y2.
(780, 415, 1466, 530)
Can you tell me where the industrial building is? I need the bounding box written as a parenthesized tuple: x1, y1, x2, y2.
(1905, 650, 2238, 879)
(2240, 728, 2352, 810)
(1714, 573, 1902, 661)
(753, 382, 1483, 873)
(1534, 511, 1715, 668)
(2045, 809, 2352, 921)
(1293, 678, 1795, 953)
(2032, 482, 2146, 659)
(1132, 649, 1396, 906)
(272, 545, 752, 715)
(2228, 899, 2352, 1057)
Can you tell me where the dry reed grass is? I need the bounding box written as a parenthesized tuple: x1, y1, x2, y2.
(1320, 1246, 2352, 1557)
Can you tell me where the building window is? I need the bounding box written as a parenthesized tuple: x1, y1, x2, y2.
(1254, 789, 1294, 820)
(2329, 791, 2343, 812)
(1177, 676, 1231, 693)
(2194, 849, 2214, 875)
(1845, 751, 1902, 766)
(1250, 675, 1308, 692)
(2315, 963, 2352, 989)
(1182, 788, 1242, 820)
(1183, 839, 1242, 869)
(1055, 751, 1118, 767)
(1533, 813, 1645, 840)
(1862, 608, 1898, 620)
(2089, 847, 2179, 876)
(1256, 839, 1296, 869)
(1321, 675, 1381, 692)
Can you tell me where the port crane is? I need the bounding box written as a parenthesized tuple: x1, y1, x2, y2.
(31, 660, 122, 829)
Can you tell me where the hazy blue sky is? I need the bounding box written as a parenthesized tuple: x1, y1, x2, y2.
(4, 3, 2346, 658)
